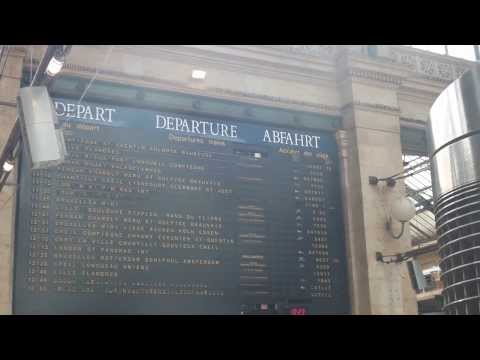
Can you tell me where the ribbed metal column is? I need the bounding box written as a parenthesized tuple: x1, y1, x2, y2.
(428, 66, 480, 315)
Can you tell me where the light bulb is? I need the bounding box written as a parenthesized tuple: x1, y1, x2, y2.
(46, 57, 64, 77)
(2, 160, 14, 172)
(191, 70, 206, 80)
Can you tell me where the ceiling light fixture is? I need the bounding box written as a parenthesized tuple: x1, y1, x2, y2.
(2, 160, 14, 172)
(191, 69, 207, 80)
(45, 45, 72, 77)
(45, 56, 64, 77)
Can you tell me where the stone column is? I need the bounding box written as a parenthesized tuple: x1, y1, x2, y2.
(336, 50, 418, 314)
(0, 47, 25, 314)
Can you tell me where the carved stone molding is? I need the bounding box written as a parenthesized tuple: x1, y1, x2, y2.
(274, 45, 337, 57)
(389, 47, 471, 82)
(345, 67, 404, 87)
(342, 101, 401, 115)
(63, 62, 189, 90)
(59, 63, 343, 117)
(209, 87, 341, 116)
(400, 117, 428, 126)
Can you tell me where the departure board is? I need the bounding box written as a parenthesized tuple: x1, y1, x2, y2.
(13, 98, 349, 314)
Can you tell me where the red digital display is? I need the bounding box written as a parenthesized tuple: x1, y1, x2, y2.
(289, 307, 307, 315)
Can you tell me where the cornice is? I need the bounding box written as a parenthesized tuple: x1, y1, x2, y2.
(208, 87, 341, 116)
(63, 62, 182, 86)
(337, 45, 475, 86)
(59, 65, 342, 117)
(388, 46, 473, 82)
(342, 101, 401, 116)
(400, 117, 427, 128)
(60, 64, 206, 99)
(267, 45, 337, 58)
(348, 67, 403, 86)
(337, 66, 404, 89)
(397, 90, 438, 107)
(399, 78, 447, 93)
(337, 48, 409, 75)
(335, 51, 409, 90)
(110, 45, 337, 86)
(221, 45, 337, 64)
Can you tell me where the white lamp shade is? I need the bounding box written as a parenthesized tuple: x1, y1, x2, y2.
(391, 197, 416, 222)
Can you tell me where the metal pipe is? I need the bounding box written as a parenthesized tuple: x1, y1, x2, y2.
(429, 65, 480, 314)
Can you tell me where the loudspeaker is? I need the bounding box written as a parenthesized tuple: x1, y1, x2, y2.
(17, 86, 67, 169)
(407, 259, 427, 292)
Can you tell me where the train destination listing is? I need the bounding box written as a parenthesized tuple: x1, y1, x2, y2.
(13, 98, 349, 314)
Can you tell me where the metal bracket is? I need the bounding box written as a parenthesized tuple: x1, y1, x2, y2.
(376, 251, 411, 264)
(369, 176, 396, 187)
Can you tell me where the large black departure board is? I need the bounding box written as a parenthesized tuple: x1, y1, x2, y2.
(13, 98, 349, 314)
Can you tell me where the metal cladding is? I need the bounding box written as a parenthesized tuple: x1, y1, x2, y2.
(428, 66, 480, 315)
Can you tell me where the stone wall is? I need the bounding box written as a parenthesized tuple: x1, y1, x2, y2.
(0, 47, 25, 314)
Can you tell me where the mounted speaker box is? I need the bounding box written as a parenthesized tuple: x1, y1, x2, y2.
(407, 259, 427, 293)
(17, 86, 67, 169)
